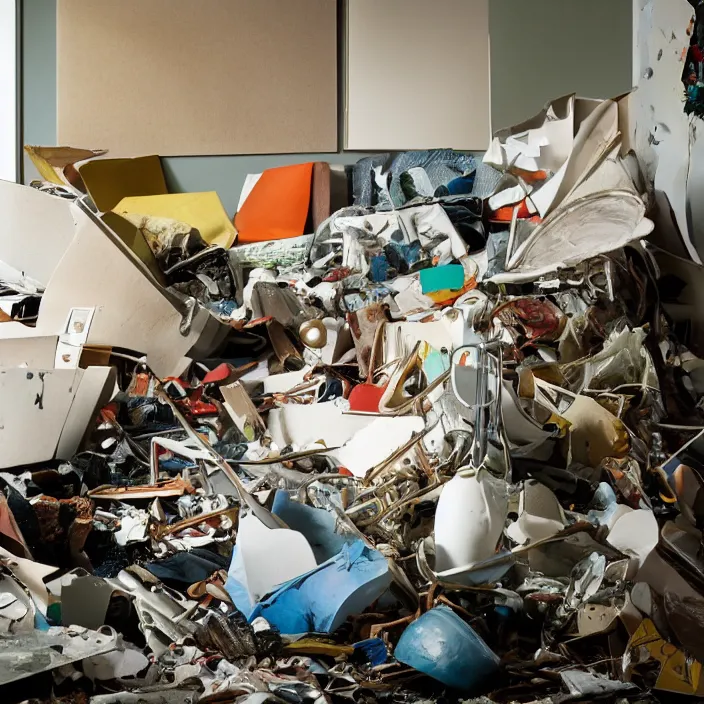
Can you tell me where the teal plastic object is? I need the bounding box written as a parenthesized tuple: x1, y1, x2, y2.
(394, 605, 500, 691)
(419, 264, 465, 294)
(421, 345, 450, 383)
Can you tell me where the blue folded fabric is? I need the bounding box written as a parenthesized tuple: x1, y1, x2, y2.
(248, 539, 391, 635)
(446, 173, 476, 196)
(370, 254, 390, 283)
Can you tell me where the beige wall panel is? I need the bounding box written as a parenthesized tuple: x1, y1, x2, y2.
(57, 0, 338, 156)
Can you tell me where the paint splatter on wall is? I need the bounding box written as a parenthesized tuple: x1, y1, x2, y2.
(683, 2, 704, 118)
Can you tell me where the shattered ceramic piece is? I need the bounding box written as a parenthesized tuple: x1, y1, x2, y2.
(505, 479, 566, 546)
(606, 509, 659, 578)
(331, 416, 425, 478)
(576, 602, 620, 637)
(560, 669, 636, 699)
(434, 468, 509, 573)
(560, 394, 630, 468)
(83, 639, 150, 680)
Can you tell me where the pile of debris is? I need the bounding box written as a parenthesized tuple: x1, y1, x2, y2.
(2, 94, 704, 704)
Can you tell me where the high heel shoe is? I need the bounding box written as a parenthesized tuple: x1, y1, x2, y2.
(378, 341, 450, 416)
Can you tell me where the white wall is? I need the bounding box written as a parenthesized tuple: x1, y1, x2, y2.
(632, 0, 701, 261)
(0, 0, 17, 182)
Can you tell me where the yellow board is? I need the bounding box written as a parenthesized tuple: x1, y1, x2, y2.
(80, 155, 168, 212)
(24, 146, 107, 186)
(114, 192, 237, 249)
(626, 618, 703, 695)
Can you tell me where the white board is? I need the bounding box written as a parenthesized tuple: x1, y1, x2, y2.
(0, 367, 111, 469)
(345, 0, 491, 150)
(0, 180, 76, 289)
